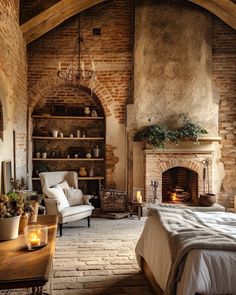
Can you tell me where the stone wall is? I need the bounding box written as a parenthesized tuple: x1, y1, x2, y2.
(0, 0, 27, 191)
(213, 17, 236, 209)
(27, 0, 133, 190)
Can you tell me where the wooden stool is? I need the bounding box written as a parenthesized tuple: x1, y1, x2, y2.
(129, 202, 145, 220)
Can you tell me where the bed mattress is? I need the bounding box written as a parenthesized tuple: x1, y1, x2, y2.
(135, 210, 236, 295)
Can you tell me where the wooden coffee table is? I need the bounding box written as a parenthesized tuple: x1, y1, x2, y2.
(0, 215, 58, 294)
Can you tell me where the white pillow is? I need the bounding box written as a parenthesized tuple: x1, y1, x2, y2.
(63, 188, 84, 206)
(45, 186, 70, 212)
(57, 180, 70, 190)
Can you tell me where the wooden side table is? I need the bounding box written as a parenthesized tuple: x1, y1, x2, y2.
(0, 215, 58, 294)
(129, 202, 145, 220)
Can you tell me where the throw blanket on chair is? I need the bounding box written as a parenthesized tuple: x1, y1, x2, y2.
(148, 207, 236, 295)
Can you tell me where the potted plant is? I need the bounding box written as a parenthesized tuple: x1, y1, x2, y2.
(134, 113, 208, 149)
(0, 192, 33, 240)
(27, 193, 44, 222)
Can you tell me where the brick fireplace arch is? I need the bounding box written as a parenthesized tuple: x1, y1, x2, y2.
(145, 151, 213, 203)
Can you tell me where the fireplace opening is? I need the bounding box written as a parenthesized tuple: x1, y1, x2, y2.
(162, 167, 198, 204)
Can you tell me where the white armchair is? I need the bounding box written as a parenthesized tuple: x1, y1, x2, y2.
(39, 171, 94, 236)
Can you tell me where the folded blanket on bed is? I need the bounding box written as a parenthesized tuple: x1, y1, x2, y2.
(148, 207, 236, 295)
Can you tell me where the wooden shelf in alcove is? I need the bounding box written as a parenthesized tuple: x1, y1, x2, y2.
(32, 136, 104, 140)
(32, 176, 105, 181)
(32, 158, 104, 161)
(32, 115, 104, 120)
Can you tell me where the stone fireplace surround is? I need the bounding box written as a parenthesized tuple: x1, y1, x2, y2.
(144, 139, 221, 203)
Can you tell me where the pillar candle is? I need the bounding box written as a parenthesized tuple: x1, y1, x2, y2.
(92, 61, 96, 72)
(136, 191, 142, 203)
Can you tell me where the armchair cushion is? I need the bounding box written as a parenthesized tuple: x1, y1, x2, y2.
(57, 180, 70, 190)
(61, 205, 94, 217)
(45, 186, 70, 212)
(64, 188, 84, 206)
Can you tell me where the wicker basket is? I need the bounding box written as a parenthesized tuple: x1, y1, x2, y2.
(199, 194, 216, 207)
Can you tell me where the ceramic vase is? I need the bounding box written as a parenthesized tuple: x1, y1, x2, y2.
(0, 215, 21, 241)
(28, 201, 39, 222)
(79, 167, 88, 177)
(19, 214, 29, 234)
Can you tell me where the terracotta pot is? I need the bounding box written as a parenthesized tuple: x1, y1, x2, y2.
(29, 201, 39, 222)
(0, 215, 21, 241)
(19, 214, 29, 234)
(199, 194, 216, 207)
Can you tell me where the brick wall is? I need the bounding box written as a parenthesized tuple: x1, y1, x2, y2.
(0, 0, 27, 190)
(27, 0, 133, 189)
(212, 17, 236, 209)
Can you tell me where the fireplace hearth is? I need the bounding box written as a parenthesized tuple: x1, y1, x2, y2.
(144, 139, 220, 203)
(162, 167, 198, 204)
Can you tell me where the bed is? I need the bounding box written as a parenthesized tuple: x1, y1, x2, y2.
(135, 206, 236, 295)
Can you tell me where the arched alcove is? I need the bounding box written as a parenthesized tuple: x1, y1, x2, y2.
(31, 85, 105, 207)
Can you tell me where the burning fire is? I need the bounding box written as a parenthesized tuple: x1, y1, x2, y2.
(171, 192, 177, 202)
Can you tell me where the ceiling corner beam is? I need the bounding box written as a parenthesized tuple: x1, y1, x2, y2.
(21, 0, 236, 45)
(188, 0, 236, 29)
(20, 0, 107, 44)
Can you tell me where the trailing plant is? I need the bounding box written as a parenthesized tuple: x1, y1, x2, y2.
(134, 113, 208, 149)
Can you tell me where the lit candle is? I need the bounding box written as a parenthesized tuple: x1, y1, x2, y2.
(81, 61, 85, 70)
(30, 233, 40, 247)
(136, 191, 142, 203)
(81, 61, 85, 78)
(58, 61, 61, 71)
(92, 61, 96, 72)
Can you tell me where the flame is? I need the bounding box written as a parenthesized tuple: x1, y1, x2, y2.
(171, 192, 177, 202)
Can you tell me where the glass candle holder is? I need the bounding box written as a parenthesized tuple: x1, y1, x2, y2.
(24, 225, 48, 250)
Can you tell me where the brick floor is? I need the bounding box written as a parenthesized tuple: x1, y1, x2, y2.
(1, 217, 154, 295)
(52, 217, 154, 295)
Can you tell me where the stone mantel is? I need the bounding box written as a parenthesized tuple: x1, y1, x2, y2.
(144, 137, 221, 155)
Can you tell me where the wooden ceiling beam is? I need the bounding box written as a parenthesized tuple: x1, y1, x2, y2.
(20, 0, 107, 44)
(21, 0, 236, 45)
(188, 0, 236, 29)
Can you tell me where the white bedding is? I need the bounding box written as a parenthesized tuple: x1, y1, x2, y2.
(135, 211, 236, 295)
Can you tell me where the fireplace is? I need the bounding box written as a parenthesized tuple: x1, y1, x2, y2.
(162, 167, 198, 204)
(144, 140, 218, 204)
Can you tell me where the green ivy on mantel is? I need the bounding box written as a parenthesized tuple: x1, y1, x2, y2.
(134, 113, 208, 149)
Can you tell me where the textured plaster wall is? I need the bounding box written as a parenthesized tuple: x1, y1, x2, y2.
(0, 0, 27, 191)
(128, 0, 221, 201)
(134, 0, 218, 134)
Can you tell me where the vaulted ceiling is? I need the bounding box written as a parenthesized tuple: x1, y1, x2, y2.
(20, 0, 236, 44)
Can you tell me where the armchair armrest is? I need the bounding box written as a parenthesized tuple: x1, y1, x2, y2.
(83, 195, 94, 205)
(44, 198, 60, 215)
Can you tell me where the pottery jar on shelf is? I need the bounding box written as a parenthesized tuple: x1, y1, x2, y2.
(79, 167, 88, 177)
(89, 167, 94, 177)
(93, 146, 100, 158)
(84, 107, 90, 116)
